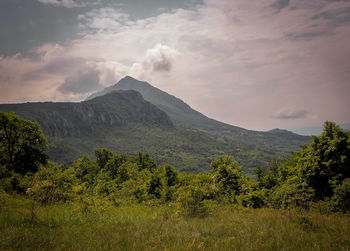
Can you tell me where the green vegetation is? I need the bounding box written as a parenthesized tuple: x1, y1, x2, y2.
(0, 111, 47, 175)
(1, 112, 349, 250)
(1, 196, 350, 250)
(0, 77, 309, 174)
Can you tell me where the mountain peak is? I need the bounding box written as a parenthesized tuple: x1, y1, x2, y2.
(121, 75, 137, 81)
(117, 76, 151, 88)
(268, 128, 291, 133)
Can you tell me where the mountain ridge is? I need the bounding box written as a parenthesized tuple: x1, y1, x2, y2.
(0, 90, 172, 137)
(88, 76, 308, 140)
(0, 76, 310, 174)
(87, 76, 228, 131)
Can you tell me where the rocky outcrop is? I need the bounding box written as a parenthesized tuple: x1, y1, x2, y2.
(0, 90, 173, 137)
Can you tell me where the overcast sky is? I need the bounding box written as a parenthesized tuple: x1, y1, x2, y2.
(0, 0, 349, 132)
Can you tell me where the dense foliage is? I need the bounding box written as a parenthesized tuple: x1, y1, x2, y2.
(0, 112, 47, 175)
(0, 113, 349, 215)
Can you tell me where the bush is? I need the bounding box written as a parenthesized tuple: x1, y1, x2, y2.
(333, 178, 350, 212)
(240, 189, 266, 208)
(269, 176, 314, 209)
(26, 163, 76, 204)
(177, 186, 209, 217)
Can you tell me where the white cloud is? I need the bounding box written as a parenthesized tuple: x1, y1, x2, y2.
(78, 8, 129, 31)
(37, 0, 92, 8)
(130, 44, 180, 78)
(1, 0, 350, 130)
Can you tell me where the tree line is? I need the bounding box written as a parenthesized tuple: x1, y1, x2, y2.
(1, 111, 349, 215)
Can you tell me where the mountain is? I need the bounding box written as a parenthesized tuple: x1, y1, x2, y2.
(0, 76, 310, 174)
(87, 76, 236, 132)
(0, 90, 172, 137)
(267, 128, 308, 140)
(291, 123, 350, 136)
(87, 76, 310, 157)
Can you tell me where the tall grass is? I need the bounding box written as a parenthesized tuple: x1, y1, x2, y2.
(1, 195, 349, 250)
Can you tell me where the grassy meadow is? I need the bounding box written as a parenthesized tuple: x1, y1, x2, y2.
(1, 113, 350, 250)
(1, 195, 350, 251)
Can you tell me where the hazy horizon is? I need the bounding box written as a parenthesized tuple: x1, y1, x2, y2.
(1, 0, 349, 132)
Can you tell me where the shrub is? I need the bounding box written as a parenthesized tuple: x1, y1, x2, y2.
(26, 163, 76, 204)
(333, 178, 350, 212)
(240, 189, 266, 208)
(177, 186, 209, 217)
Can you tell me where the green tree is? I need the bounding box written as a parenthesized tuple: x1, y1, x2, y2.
(0, 112, 47, 174)
(104, 154, 127, 179)
(297, 121, 350, 199)
(26, 162, 76, 204)
(135, 153, 156, 172)
(164, 164, 178, 187)
(73, 155, 98, 186)
(255, 159, 280, 190)
(333, 178, 350, 212)
(94, 148, 114, 169)
(210, 156, 244, 196)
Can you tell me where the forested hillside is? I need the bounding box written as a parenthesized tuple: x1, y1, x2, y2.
(0, 77, 309, 174)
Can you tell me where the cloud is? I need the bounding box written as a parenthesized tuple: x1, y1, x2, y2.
(134, 44, 180, 74)
(21, 57, 87, 81)
(271, 0, 290, 11)
(273, 108, 309, 119)
(78, 8, 129, 32)
(1, 0, 350, 130)
(312, 6, 350, 25)
(286, 31, 332, 40)
(58, 66, 103, 94)
(37, 0, 93, 8)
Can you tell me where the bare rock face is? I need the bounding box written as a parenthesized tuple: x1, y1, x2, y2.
(0, 90, 173, 137)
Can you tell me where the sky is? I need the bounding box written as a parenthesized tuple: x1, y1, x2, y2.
(0, 0, 350, 133)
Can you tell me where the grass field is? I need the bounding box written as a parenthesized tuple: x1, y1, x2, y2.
(1, 195, 350, 250)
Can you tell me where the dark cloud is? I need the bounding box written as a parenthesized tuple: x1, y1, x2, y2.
(0, 0, 202, 57)
(273, 108, 308, 119)
(312, 7, 350, 25)
(0, 0, 87, 57)
(285, 31, 332, 40)
(43, 57, 87, 74)
(271, 0, 290, 11)
(21, 57, 88, 81)
(58, 67, 103, 94)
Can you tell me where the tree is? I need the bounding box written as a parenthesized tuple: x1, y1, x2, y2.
(210, 156, 244, 196)
(136, 153, 156, 172)
(94, 148, 114, 169)
(73, 155, 99, 185)
(164, 164, 178, 187)
(26, 162, 76, 204)
(255, 159, 280, 190)
(0, 112, 48, 174)
(296, 121, 350, 199)
(333, 178, 350, 212)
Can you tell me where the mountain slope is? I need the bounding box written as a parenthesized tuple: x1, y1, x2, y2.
(87, 76, 220, 130)
(0, 77, 310, 174)
(87, 76, 309, 154)
(0, 90, 226, 172)
(0, 90, 172, 137)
